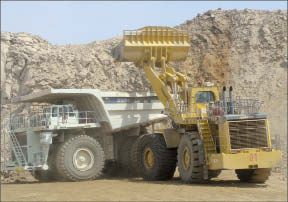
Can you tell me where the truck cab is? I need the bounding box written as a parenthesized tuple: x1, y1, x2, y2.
(48, 105, 79, 126)
(29, 104, 80, 129)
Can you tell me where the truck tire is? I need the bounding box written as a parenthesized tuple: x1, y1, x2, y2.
(235, 168, 271, 183)
(33, 169, 57, 182)
(177, 132, 206, 183)
(118, 136, 138, 177)
(136, 134, 177, 181)
(55, 135, 105, 181)
(131, 134, 145, 176)
(102, 160, 122, 177)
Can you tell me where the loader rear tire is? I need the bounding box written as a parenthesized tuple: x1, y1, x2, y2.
(55, 135, 105, 181)
(177, 132, 206, 183)
(235, 168, 271, 183)
(136, 134, 177, 181)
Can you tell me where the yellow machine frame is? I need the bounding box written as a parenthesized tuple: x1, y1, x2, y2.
(113, 26, 281, 172)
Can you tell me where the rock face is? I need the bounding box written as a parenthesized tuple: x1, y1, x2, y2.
(1, 9, 287, 174)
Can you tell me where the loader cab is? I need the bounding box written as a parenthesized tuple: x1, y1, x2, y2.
(188, 85, 219, 117)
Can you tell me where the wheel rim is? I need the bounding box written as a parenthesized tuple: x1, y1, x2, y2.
(73, 148, 95, 171)
(143, 147, 155, 170)
(182, 146, 191, 170)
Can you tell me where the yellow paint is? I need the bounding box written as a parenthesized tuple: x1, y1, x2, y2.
(117, 26, 282, 172)
(183, 146, 191, 170)
(218, 121, 232, 153)
(208, 150, 282, 170)
(144, 147, 155, 170)
(15, 168, 23, 173)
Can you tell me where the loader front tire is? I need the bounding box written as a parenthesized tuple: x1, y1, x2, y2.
(177, 132, 206, 183)
(136, 134, 177, 181)
(55, 135, 105, 181)
(235, 168, 271, 183)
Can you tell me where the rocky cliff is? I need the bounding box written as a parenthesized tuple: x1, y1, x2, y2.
(1, 9, 287, 174)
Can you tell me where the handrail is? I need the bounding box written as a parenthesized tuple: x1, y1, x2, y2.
(207, 98, 264, 117)
(8, 111, 98, 131)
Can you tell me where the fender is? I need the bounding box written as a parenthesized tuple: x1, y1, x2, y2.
(155, 128, 181, 148)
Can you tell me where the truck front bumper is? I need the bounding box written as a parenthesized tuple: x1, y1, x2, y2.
(208, 149, 282, 170)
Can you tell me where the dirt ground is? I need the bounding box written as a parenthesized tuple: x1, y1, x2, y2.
(1, 170, 287, 201)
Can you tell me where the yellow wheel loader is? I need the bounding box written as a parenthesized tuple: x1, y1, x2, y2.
(113, 26, 281, 183)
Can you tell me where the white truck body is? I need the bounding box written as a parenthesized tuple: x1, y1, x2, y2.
(4, 88, 167, 172)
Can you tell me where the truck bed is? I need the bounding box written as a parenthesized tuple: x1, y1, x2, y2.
(11, 89, 167, 131)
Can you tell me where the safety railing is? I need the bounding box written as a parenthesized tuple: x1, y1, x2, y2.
(8, 111, 98, 131)
(164, 98, 210, 119)
(207, 97, 264, 117)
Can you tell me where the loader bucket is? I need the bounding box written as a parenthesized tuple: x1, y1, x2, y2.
(112, 26, 190, 64)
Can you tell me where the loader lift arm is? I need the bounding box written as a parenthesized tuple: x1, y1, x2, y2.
(112, 26, 191, 123)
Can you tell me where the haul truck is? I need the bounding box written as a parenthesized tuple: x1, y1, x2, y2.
(112, 26, 281, 183)
(2, 89, 167, 181)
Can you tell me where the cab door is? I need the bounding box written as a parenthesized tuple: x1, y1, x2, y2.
(67, 105, 78, 125)
(51, 106, 59, 126)
(58, 106, 69, 126)
(193, 91, 216, 118)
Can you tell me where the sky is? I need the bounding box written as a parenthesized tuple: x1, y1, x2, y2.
(1, 1, 287, 45)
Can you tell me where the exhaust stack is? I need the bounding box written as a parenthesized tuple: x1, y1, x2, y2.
(223, 86, 227, 115)
(229, 86, 234, 114)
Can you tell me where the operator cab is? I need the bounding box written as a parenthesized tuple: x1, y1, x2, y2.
(188, 85, 219, 117)
(28, 104, 97, 129)
(48, 105, 78, 126)
(29, 105, 80, 128)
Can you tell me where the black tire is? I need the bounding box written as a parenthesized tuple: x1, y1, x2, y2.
(136, 134, 177, 181)
(208, 170, 221, 179)
(118, 136, 138, 177)
(55, 135, 105, 181)
(33, 169, 57, 182)
(102, 160, 122, 177)
(235, 168, 271, 183)
(131, 134, 145, 176)
(177, 132, 206, 183)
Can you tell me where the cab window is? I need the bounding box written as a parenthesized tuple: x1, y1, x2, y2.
(64, 106, 68, 117)
(195, 91, 215, 103)
(59, 107, 63, 116)
(52, 107, 58, 117)
(69, 106, 75, 117)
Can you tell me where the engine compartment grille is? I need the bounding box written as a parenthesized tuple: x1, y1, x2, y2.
(228, 119, 268, 149)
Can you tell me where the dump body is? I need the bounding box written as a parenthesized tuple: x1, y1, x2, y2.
(11, 88, 166, 132)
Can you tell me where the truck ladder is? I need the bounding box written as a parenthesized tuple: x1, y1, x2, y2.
(197, 119, 216, 155)
(7, 126, 27, 167)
